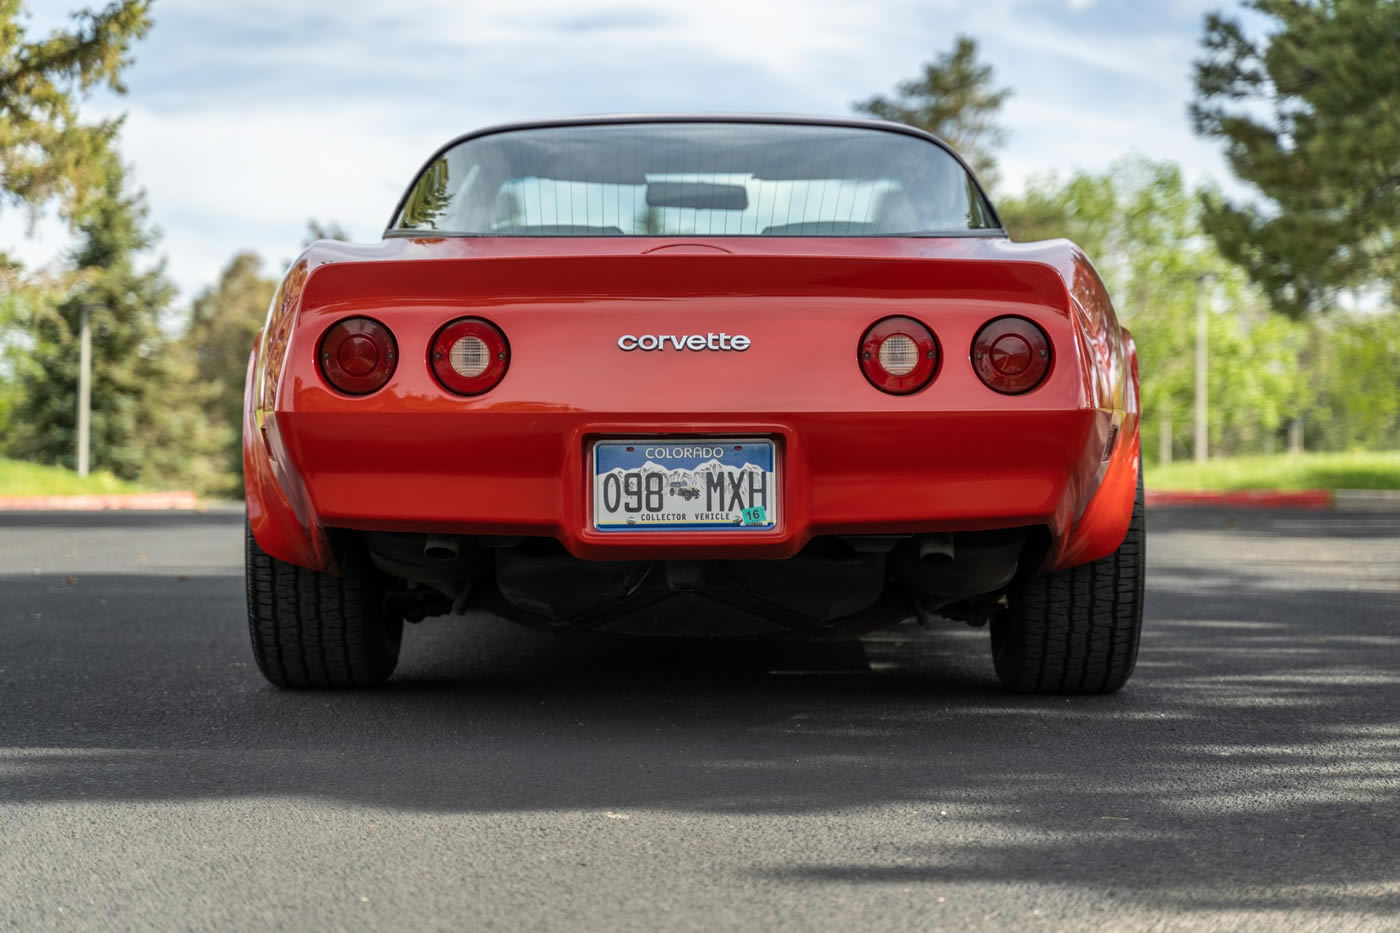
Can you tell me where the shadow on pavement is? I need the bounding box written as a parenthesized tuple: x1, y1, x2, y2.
(1, 508, 1398, 918)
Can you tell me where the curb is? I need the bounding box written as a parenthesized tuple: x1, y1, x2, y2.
(1147, 489, 1400, 511)
(2, 491, 1396, 513)
(0, 491, 199, 511)
(1146, 489, 1333, 509)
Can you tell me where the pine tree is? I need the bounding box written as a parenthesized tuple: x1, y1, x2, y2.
(1191, 0, 1400, 315)
(0, 1, 152, 454)
(11, 165, 225, 489)
(0, 0, 152, 228)
(397, 158, 453, 229)
(854, 37, 1011, 188)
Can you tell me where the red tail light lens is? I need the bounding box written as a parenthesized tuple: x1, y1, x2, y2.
(859, 317, 939, 395)
(972, 317, 1052, 395)
(430, 318, 510, 395)
(318, 317, 397, 395)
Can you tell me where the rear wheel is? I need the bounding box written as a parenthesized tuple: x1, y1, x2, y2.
(991, 468, 1145, 694)
(244, 523, 403, 688)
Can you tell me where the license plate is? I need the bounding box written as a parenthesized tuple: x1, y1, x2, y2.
(592, 438, 778, 532)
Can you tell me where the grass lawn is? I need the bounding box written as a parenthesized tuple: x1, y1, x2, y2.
(1145, 450, 1400, 491)
(0, 456, 152, 496)
(4, 451, 1397, 497)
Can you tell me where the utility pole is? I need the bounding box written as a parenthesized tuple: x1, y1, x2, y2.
(1194, 275, 1210, 464)
(76, 305, 91, 476)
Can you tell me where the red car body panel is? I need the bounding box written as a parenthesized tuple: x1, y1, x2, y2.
(245, 235, 1139, 574)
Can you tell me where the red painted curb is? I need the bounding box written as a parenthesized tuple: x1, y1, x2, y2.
(0, 492, 199, 511)
(1146, 489, 1335, 510)
(0, 489, 1369, 512)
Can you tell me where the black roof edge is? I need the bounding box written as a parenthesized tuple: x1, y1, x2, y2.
(381, 113, 1004, 235)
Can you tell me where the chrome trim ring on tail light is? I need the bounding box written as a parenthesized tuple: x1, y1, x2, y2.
(318, 317, 398, 395)
(430, 317, 510, 395)
(859, 316, 939, 395)
(971, 316, 1052, 395)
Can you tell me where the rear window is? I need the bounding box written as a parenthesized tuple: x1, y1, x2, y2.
(390, 122, 999, 237)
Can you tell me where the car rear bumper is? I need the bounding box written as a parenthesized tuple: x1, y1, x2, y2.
(253, 404, 1119, 563)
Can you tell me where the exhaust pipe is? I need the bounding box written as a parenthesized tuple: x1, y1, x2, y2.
(917, 534, 955, 565)
(423, 535, 461, 561)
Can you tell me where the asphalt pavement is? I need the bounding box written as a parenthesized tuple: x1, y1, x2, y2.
(2, 507, 1398, 931)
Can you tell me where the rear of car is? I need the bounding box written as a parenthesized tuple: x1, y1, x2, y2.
(243, 117, 1144, 694)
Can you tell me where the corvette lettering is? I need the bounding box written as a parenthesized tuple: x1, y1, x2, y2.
(617, 333, 751, 351)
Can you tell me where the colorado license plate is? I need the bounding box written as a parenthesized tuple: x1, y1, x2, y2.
(592, 438, 778, 532)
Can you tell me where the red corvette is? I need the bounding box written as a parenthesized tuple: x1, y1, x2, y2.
(243, 116, 1143, 694)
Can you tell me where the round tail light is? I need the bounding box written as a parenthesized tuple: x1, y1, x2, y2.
(318, 317, 397, 395)
(972, 316, 1052, 395)
(859, 317, 938, 395)
(430, 318, 510, 395)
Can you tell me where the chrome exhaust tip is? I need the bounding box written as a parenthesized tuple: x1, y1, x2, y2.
(423, 535, 461, 561)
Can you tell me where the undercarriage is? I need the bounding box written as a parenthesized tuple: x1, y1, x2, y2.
(360, 528, 1039, 638)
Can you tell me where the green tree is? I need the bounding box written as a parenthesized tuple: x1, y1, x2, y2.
(184, 251, 277, 493)
(999, 158, 1312, 461)
(1303, 312, 1400, 450)
(0, 1, 152, 462)
(1191, 0, 1400, 316)
(0, 257, 54, 442)
(855, 36, 1011, 187)
(0, 0, 152, 229)
(998, 171, 1118, 266)
(9, 165, 225, 489)
(397, 157, 452, 229)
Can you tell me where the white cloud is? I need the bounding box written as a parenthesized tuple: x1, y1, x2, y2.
(996, 20, 1188, 89)
(13, 0, 1231, 299)
(997, 98, 1230, 193)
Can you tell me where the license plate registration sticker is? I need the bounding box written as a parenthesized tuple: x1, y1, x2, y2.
(592, 438, 778, 532)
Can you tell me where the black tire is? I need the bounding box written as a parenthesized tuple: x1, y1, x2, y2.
(244, 523, 403, 688)
(991, 466, 1146, 694)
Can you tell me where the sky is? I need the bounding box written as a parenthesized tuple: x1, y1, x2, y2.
(15, 0, 1241, 301)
